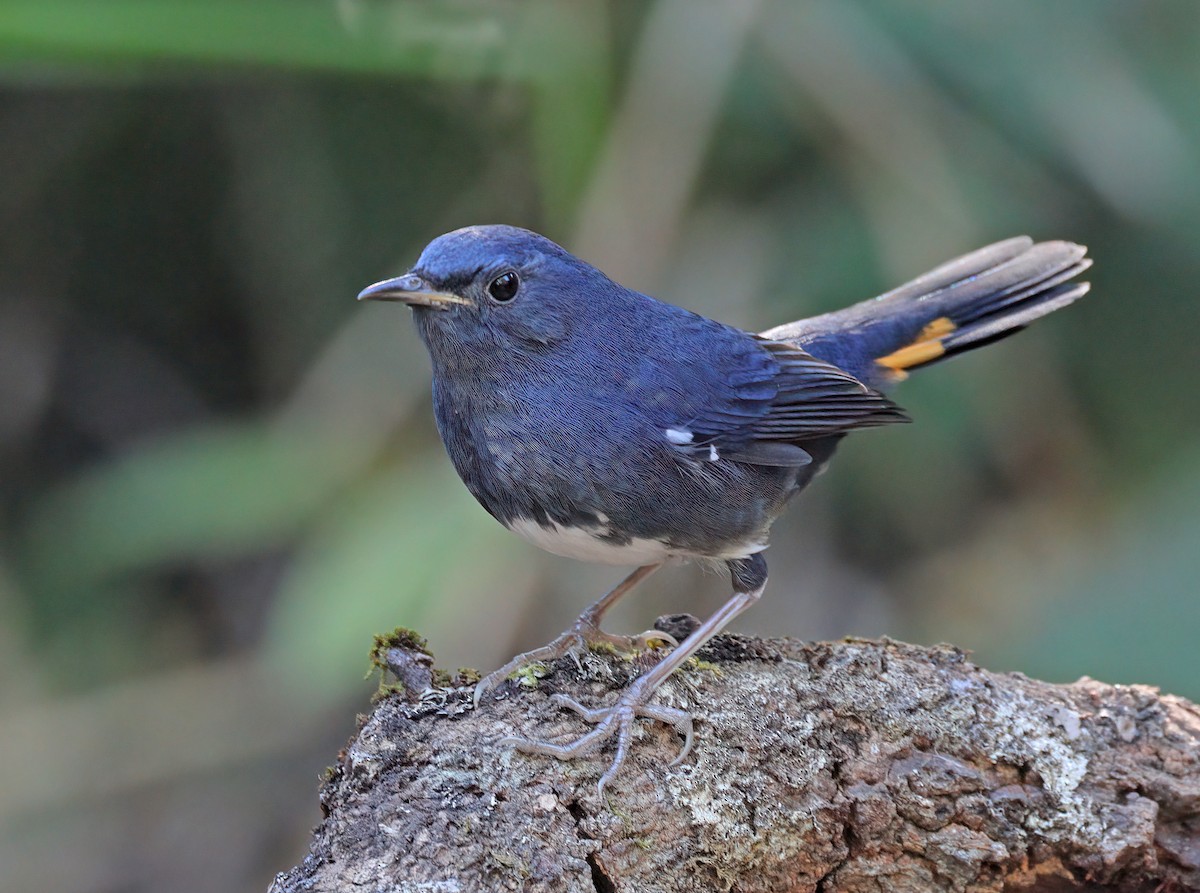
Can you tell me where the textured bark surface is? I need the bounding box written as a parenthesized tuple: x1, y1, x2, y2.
(270, 636, 1200, 893)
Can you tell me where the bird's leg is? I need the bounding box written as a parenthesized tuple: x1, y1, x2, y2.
(474, 562, 667, 707)
(503, 554, 768, 796)
(565, 562, 671, 651)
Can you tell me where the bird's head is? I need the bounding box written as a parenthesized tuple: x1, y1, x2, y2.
(359, 225, 613, 367)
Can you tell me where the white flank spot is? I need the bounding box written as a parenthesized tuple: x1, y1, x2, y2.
(507, 517, 675, 565)
(665, 428, 694, 445)
(708, 445, 719, 461)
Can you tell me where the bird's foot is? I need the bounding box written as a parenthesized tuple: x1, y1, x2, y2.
(473, 619, 676, 708)
(501, 683, 694, 796)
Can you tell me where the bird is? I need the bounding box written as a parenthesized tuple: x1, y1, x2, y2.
(358, 224, 1090, 793)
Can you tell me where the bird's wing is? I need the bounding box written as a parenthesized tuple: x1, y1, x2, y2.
(670, 336, 909, 467)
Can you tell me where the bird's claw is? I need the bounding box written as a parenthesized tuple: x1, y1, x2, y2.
(501, 682, 695, 796)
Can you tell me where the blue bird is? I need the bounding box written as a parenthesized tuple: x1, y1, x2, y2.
(358, 225, 1090, 792)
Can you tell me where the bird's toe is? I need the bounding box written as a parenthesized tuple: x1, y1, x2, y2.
(502, 680, 694, 795)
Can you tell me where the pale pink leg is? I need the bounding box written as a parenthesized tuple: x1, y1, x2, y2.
(504, 555, 767, 796)
(474, 563, 668, 707)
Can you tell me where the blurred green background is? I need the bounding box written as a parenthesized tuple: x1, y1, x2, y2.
(2, 1, 1199, 890)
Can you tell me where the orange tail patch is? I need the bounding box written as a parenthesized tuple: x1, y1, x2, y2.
(876, 317, 956, 380)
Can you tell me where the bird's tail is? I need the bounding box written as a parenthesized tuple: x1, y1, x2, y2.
(761, 237, 1091, 389)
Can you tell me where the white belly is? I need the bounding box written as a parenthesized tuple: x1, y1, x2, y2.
(506, 516, 768, 564)
(506, 517, 677, 565)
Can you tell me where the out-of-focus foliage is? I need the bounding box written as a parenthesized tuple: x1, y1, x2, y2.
(1, 2, 1197, 891)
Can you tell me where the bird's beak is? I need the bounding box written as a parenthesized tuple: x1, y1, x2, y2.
(356, 274, 472, 309)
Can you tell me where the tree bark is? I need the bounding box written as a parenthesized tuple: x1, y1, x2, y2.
(270, 634, 1200, 893)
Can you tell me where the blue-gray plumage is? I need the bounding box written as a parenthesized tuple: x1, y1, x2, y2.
(358, 224, 1090, 793)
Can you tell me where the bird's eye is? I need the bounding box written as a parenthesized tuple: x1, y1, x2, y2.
(487, 271, 520, 303)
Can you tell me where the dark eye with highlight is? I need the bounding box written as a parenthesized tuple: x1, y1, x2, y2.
(487, 271, 520, 303)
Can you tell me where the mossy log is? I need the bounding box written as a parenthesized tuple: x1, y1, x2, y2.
(270, 634, 1200, 892)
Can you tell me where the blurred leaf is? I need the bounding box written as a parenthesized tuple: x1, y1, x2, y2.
(21, 422, 361, 599)
(525, 5, 612, 228)
(262, 457, 526, 698)
(0, 1, 494, 75)
(0, 0, 594, 83)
